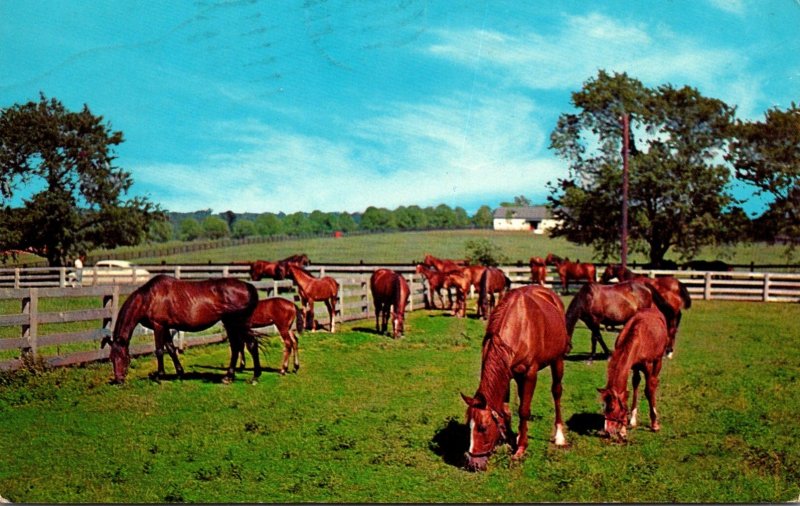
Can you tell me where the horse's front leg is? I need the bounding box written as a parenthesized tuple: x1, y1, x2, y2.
(289, 329, 300, 372)
(513, 371, 538, 459)
(278, 326, 292, 375)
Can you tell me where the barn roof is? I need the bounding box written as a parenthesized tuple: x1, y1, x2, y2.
(492, 206, 551, 220)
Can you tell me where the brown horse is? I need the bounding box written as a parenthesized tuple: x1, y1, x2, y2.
(529, 256, 548, 286)
(415, 264, 453, 310)
(544, 253, 563, 266)
(246, 297, 304, 375)
(598, 307, 669, 441)
(100, 275, 259, 384)
(599, 265, 691, 357)
(462, 264, 487, 297)
(554, 258, 596, 294)
(565, 281, 674, 363)
(599, 263, 638, 283)
(249, 254, 310, 281)
(443, 269, 472, 318)
(370, 269, 410, 338)
(278, 264, 339, 333)
(423, 253, 465, 272)
(461, 285, 569, 471)
(477, 267, 510, 320)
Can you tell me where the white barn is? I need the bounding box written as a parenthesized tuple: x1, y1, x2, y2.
(492, 206, 560, 234)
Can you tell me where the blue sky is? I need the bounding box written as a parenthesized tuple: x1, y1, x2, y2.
(2, 0, 798, 215)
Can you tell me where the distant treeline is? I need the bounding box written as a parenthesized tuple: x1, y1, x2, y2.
(149, 204, 497, 242)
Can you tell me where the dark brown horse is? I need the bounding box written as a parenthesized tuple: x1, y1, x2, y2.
(246, 297, 304, 375)
(544, 253, 563, 266)
(249, 254, 310, 281)
(443, 269, 472, 318)
(600, 265, 691, 357)
(598, 307, 669, 441)
(423, 253, 466, 272)
(462, 264, 487, 297)
(599, 263, 638, 283)
(461, 285, 569, 471)
(415, 264, 453, 310)
(529, 256, 548, 286)
(565, 281, 673, 363)
(100, 275, 259, 384)
(370, 269, 411, 338)
(554, 258, 596, 294)
(279, 264, 339, 333)
(477, 267, 511, 320)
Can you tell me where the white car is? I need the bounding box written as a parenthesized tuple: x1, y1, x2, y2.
(68, 260, 151, 286)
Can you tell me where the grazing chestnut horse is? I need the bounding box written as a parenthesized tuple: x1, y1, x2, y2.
(443, 269, 472, 318)
(279, 264, 339, 333)
(462, 285, 569, 471)
(100, 275, 259, 384)
(565, 281, 674, 363)
(477, 267, 511, 320)
(282, 253, 310, 266)
(553, 258, 596, 294)
(423, 254, 465, 272)
(544, 253, 563, 266)
(529, 256, 548, 286)
(415, 264, 453, 309)
(245, 297, 304, 375)
(598, 308, 669, 441)
(370, 269, 410, 338)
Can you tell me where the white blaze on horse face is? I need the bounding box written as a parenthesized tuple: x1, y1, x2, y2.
(629, 408, 638, 427)
(468, 419, 476, 454)
(554, 423, 566, 446)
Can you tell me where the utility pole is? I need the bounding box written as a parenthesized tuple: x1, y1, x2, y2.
(621, 112, 630, 269)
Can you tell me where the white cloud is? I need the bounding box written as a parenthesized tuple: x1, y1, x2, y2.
(706, 0, 746, 16)
(424, 11, 762, 116)
(133, 93, 562, 213)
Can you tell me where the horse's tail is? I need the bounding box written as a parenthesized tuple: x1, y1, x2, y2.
(294, 303, 305, 334)
(645, 284, 675, 324)
(677, 280, 692, 309)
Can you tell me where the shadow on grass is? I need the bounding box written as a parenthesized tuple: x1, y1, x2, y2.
(564, 352, 609, 363)
(566, 412, 605, 436)
(429, 417, 469, 468)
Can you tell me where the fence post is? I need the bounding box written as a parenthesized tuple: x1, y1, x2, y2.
(222, 266, 229, 278)
(408, 274, 414, 312)
(174, 266, 181, 279)
(763, 273, 771, 302)
(59, 267, 67, 288)
(21, 288, 38, 356)
(14, 268, 20, 289)
(704, 272, 712, 300)
(103, 285, 120, 333)
(362, 277, 369, 319)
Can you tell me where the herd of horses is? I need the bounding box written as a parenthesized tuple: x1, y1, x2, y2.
(98, 251, 694, 473)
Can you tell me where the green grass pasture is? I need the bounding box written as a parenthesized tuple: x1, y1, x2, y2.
(0, 298, 798, 503)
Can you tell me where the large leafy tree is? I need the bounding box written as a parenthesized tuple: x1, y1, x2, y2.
(1, 94, 163, 265)
(727, 104, 800, 255)
(548, 71, 739, 265)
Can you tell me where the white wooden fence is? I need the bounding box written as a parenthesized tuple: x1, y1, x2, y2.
(1, 263, 798, 372)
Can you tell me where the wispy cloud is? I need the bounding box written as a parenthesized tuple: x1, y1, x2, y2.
(425, 12, 760, 116)
(134, 93, 561, 213)
(706, 0, 746, 16)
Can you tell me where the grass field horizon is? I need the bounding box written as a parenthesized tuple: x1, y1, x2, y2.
(1, 297, 798, 503)
(68, 230, 800, 268)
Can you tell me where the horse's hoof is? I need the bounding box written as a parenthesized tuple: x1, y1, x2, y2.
(511, 448, 527, 461)
(651, 423, 661, 432)
(221, 376, 233, 385)
(249, 378, 258, 385)
(279, 369, 286, 376)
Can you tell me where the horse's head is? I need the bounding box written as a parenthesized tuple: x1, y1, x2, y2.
(600, 264, 617, 284)
(101, 335, 131, 384)
(391, 310, 405, 338)
(461, 392, 510, 471)
(598, 387, 628, 441)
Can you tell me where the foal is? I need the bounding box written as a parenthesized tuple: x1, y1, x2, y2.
(598, 308, 670, 441)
